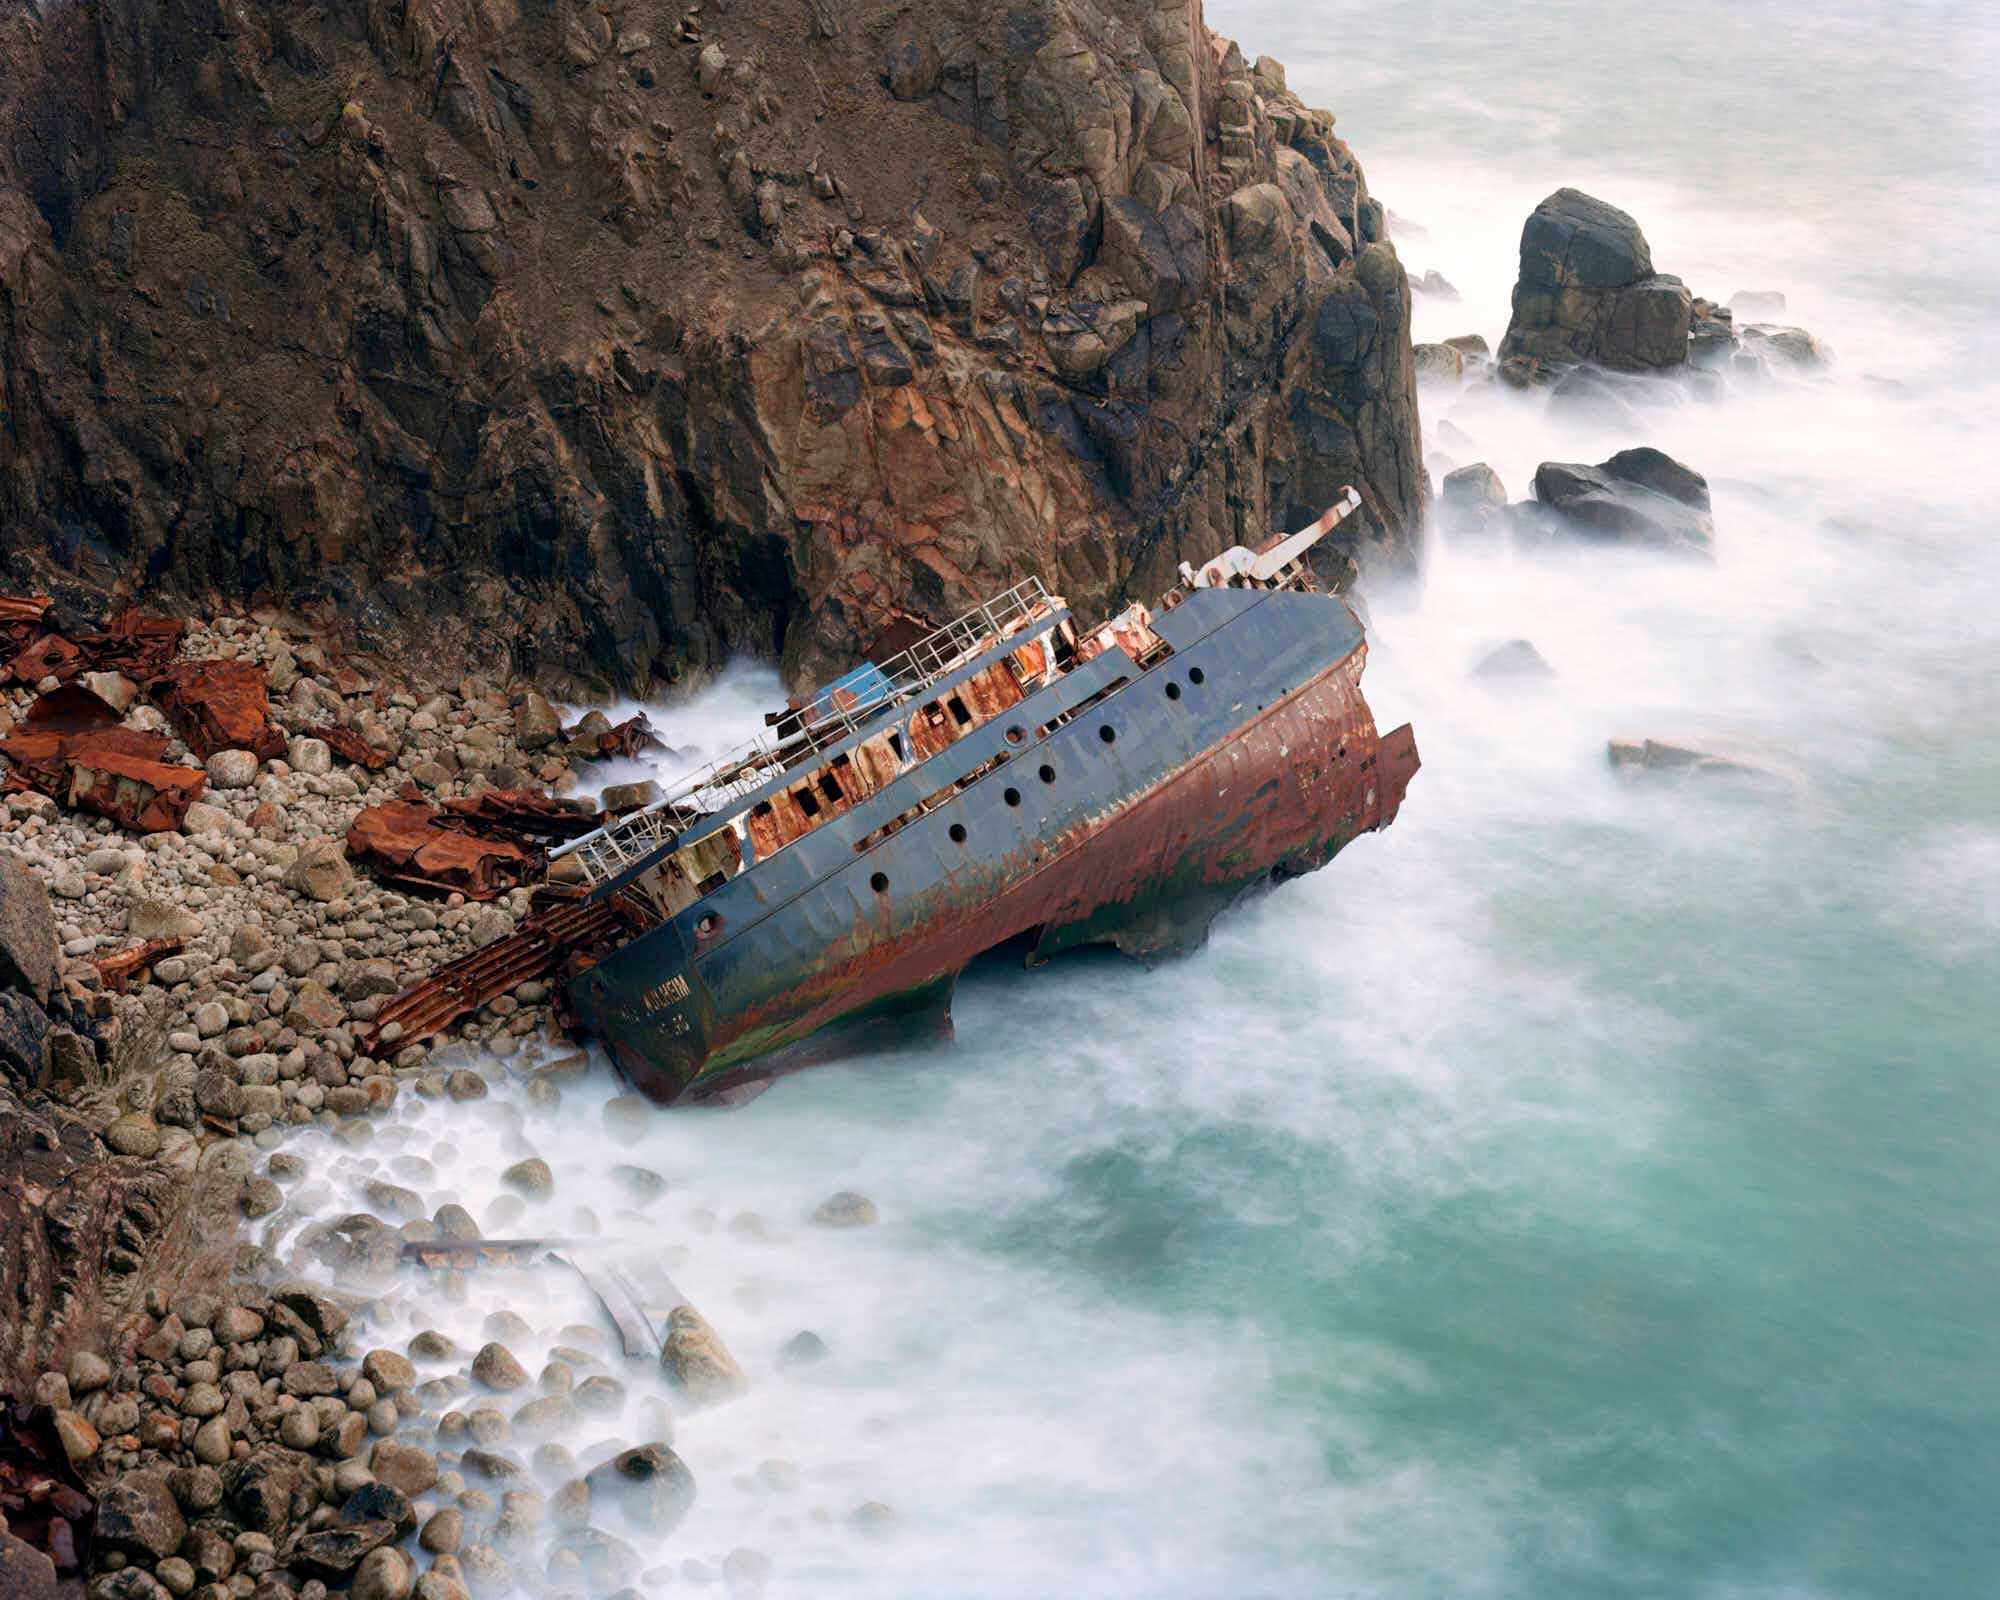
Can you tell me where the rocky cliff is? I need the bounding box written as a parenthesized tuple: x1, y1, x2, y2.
(0, 0, 1422, 696)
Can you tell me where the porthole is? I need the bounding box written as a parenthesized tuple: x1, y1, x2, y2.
(1165, 681, 1182, 700)
(870, 871, 889, 893)
(1005, 725, 1026, 745)
(1038, 764, 1056, 784)
(1004, 787, 1022, 807)
(949, 822, 968, 844)
(1188, 666, 1205, 685)
(1098, 725, 1116, 744)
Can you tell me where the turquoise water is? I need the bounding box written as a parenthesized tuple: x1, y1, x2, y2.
(292, 6, 1999, 1594)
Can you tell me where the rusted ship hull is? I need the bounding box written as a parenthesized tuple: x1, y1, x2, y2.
(566, 586, 1418, 1103)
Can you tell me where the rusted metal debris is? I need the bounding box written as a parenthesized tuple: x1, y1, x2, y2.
(94, 937, 185, 992)
(148, 658, 286, 760)
(0, 600, 185, 686)
(346, 800, 538, 901)
(362, 892, 645, 1052)
(0, 723, 207, 833)
(564, 711, 659, 759)
(19, 680, 124, 734)
(319, 723, 393, 770)
(442, 788, 606, 847)
(78, 608, 188, 682)
(0, 595, 53, 647)
(0, 1396, 94, 1583)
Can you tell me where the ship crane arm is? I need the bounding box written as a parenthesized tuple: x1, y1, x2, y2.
(1180, 486, 1363, 589)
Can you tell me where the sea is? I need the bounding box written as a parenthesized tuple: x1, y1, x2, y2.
(277, 4, 2000, 1595)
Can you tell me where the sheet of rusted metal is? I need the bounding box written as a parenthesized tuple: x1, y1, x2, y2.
(320, 723, 394, 770)
(346, 801, 537, 900)
(0, 596, 53, 656)
(68, 749, 208, 832)
(76, 609, 186, 681)
(147, 659, 286, 760)
(20, 682, 124, 734)
(0, 1396, 94, 1583)
(360, 894, 638, 1050)
(442, 789, 606, 845)
(5, 633, 83, 684)
(94, 937, 185, 992)
(0, 724, 206, 833)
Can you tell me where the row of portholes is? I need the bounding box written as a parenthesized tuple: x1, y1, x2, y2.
(876, 679, 1192, 888)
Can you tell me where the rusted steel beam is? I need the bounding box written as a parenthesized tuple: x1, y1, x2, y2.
(94, 937, 185, 993)
(319, 724, 393, 770)
(360, 895, 639, 1052)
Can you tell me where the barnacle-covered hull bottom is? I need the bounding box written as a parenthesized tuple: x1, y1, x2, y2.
(568, 589, 1418, 1105)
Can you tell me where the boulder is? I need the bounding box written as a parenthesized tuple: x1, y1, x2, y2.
(95, 1471, 186, 1561)
(1607, 738, 1797, 786)
(1474, 640, 1554, 679)
(284, 839, 354, 903)
(1739, 323, 1831, 370)
(125, 897, 203, 943)
(1412, 343, 1465, 382)
(1499, 189, 1691, 373)
(659, 1304, 747, 1406)
(1531, 447, 1715, 555)
(205, 750, 260, 789)
(810, 1190, 878, 1228)
(584, 1442, 697, 1535)
(0, 855, 58, 1002)
(0, 1532, 58, 1600)
(1438, 462, 1508, 536)
(293, 1520, 398, 1577)
(472, 1342, 529, 1391)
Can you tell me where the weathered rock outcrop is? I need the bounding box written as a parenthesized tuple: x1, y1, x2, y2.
(1, 0, 1423, 696)
(1531, 447, 1714, 556)
(1498, 189, 1692, 376)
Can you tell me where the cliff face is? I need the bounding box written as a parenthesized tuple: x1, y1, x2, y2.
(0, 0, 1422, 695)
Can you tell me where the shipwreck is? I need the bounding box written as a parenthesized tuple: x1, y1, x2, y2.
(369, 490, 1419, 1102)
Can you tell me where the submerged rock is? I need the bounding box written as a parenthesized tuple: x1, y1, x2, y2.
(1531, 447, 1715, 555)
(1473, 641, 1555, 679)
(1607, 738, 1799, 786)
(660, 1305, 747, 1406)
